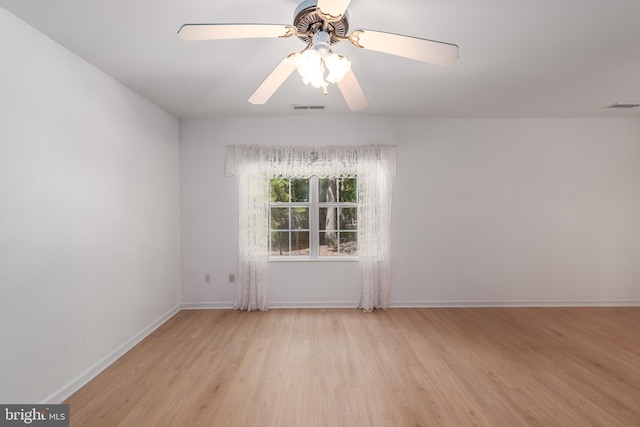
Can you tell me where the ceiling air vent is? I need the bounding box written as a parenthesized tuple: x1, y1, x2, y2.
(606, 103, 640, 109)
(292, 105, 326, 110)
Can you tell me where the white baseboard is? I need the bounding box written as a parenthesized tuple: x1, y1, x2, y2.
(181, 302, 234, 310)
(40, 304, 181, 404)
(180, 301, 359, 309)
(390, 299, 640, 308)
(181, 299, 640, 310)
(270, 301, 358, 309)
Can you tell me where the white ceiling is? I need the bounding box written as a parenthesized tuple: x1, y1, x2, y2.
(2, 0, 640, 119)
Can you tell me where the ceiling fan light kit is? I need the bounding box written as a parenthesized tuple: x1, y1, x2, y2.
(294, 31, 352, 94)
(178, 0, 458, 111)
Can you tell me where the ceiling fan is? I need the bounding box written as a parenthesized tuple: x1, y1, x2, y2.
(178, 0, 458, 111)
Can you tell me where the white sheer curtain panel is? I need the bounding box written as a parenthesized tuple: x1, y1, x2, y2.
(357, 147, 396, 311)
(234, 173, 269, 311)
(225, 144, 396, 312)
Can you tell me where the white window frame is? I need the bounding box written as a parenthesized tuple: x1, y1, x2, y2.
(269, 176, 359, 261)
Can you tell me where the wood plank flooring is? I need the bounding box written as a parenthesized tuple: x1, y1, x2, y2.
(65, 308, 640, 426)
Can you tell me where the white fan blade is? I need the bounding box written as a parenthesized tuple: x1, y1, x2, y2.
(337, 69, 368, 111)
(350, 29, 459, 66)
(249, 54, 298, 105)
(178, 24, 296, 41)
(316, 0, 352, 22)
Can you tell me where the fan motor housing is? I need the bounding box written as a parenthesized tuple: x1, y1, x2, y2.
(294, 0, 349, 44)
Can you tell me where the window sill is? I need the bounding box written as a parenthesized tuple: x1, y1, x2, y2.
(269, 257, 359, 263)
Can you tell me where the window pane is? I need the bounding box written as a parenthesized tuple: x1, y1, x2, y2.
(270, 178, 290, 202)
(291, 207, 309, 229)
(339, 178, 358, 202)
(269, 175, 359, 259)
(270, 232, 290, 255)
(319, 178, 337, 203)
(319, 207, 337, 231)
(291, 178, 309, 202)
(319, 231, 339, 256)
(291, 231, 310, 255)
(271, 207, 289, 230)
(339, 207, 357, 230)
(339, 232, 358, 255)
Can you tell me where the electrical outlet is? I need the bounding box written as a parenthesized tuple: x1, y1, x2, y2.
(228, 273, 235, 283)
(205, 273, 211, 283)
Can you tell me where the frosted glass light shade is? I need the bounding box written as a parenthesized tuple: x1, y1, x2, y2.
(325, 53, 351, 83)
(295, 49, 352, 89)
(295, 50, 325, 88)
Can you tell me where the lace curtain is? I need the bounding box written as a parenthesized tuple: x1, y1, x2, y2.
(225, 144, 396, 311)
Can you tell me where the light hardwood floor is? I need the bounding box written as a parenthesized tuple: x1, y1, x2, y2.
(65, 307, 640, 426)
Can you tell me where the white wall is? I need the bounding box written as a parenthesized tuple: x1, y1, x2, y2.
(0, 9, 181, 403)
(179, 117, 398, 307)
(180, 117, 640, 308)
(393, 118, 640, 305)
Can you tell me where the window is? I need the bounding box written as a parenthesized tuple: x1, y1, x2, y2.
(269, 176, 358, 258)
(225, 144, 396, 311)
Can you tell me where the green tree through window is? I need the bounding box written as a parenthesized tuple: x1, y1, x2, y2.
(269, 177, 358, 258)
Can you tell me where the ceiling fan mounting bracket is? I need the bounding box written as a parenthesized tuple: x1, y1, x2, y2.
(294, 0, 349, 45)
